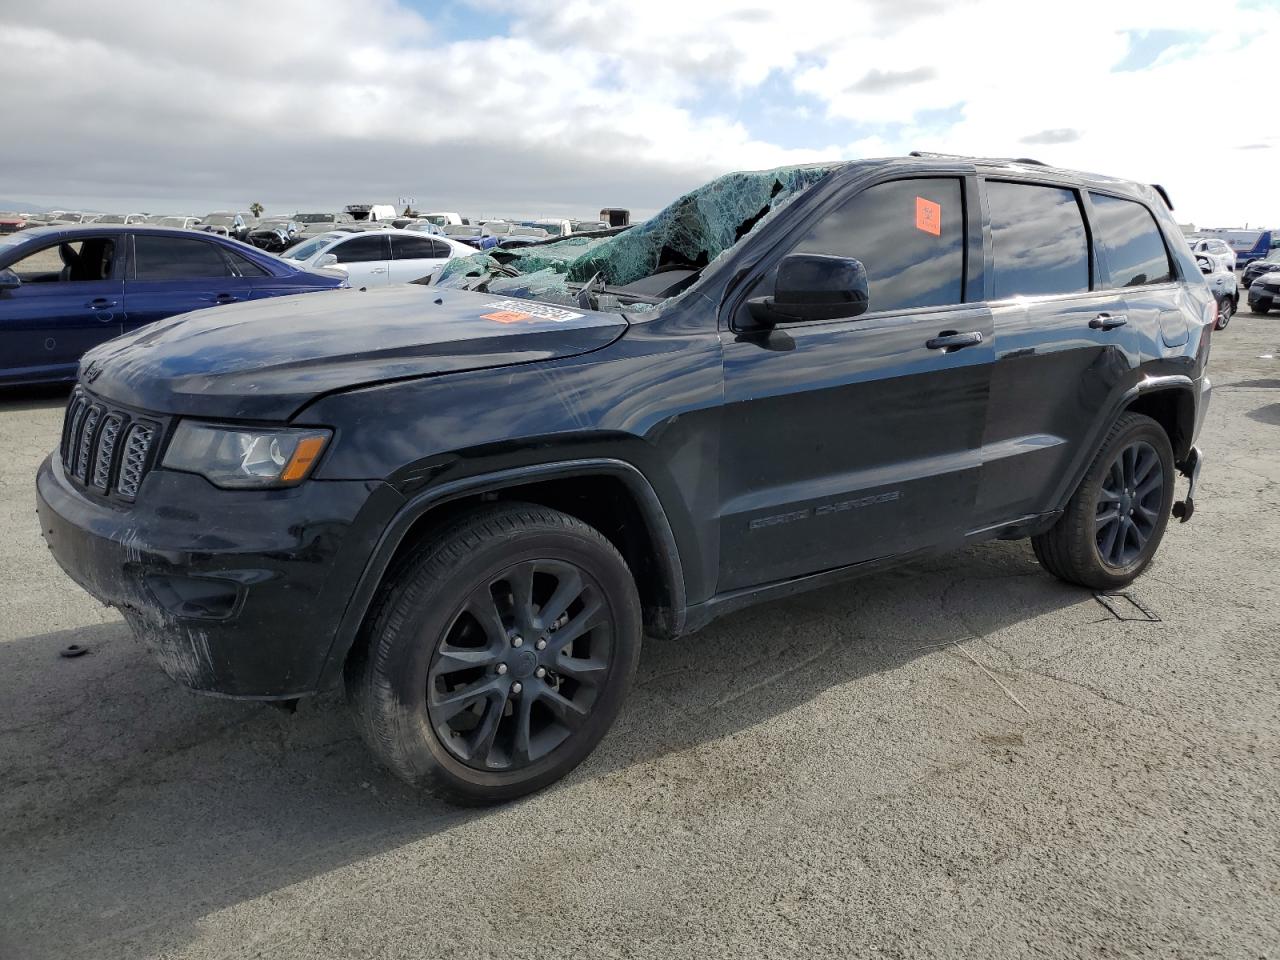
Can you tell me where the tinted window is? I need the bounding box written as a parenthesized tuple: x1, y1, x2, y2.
(134, 236, 232, 280)
(227, 250, 269, 277)
(430, 239, 454, 259)
(1091, 194, 1173, 288)
(390, 235, 440, 260)
(763, 178, 965, 313)
(333, 234, 388, 263)
(986, 181, 1090, 299)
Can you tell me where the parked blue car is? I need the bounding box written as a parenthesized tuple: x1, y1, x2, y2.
(0, 225, 346, 387)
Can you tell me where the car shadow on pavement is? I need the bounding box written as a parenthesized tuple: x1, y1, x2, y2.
(0, 539, 1086, 959)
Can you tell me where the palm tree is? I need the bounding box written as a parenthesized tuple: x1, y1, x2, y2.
(249, 202, 264, 218)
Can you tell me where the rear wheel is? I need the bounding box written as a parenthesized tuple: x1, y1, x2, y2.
(1215, 296, 1234, 329)
(346, 503, 642, 803)
(1032, 413, 1175, 590)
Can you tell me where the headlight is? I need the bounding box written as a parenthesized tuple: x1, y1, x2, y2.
(162, 422, 331, 488)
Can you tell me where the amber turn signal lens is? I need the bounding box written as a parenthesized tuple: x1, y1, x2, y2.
(281, 435, 328, 483)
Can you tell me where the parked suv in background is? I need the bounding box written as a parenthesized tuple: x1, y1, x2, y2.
(37, 155, 1211, 803)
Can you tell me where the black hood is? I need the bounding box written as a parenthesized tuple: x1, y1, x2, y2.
(80, 286, 627, 421)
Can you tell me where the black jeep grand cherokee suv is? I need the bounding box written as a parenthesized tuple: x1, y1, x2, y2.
(38, 155, 1211, 802)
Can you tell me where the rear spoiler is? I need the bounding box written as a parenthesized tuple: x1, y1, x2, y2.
(1152, 184, 1174, 210)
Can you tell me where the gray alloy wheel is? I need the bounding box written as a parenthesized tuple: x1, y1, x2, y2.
(1094, 440, 1165, 569)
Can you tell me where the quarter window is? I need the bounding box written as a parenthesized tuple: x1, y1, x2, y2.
(758, 177, 966, 314)
(227, 250, 269, 277)
(985, 181, 1090, 299)
(134, 236, 232, 280)
(1090, 194, 1173, 288)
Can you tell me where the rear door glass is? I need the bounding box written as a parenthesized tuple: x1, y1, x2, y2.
(134, 236, 232, 280)
(985, 181, 1090, 299)
(390, 235, 438, 260)
(333, 234, 389, 263)
(1090, 194, 1174, 288)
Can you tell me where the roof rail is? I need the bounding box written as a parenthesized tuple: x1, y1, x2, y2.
(909, 151, 1047, 166)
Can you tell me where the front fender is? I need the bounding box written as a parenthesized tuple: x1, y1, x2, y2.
(313, 457, 687, 691)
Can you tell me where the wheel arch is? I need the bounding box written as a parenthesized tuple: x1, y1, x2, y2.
(1121, 379, 1197, 463)
(316, 458, 687, 690)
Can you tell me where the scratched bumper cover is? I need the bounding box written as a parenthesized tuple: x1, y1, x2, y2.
(36, 452, 381, 698)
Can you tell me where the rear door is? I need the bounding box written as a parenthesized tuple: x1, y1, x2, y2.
(718, 174, 993, 591)
(0, 235, 125, 382)
(330, 233, 391, 287)
(124, 233, 253, 330)
(972, 179, 1135, 528)
(388, 234, 446, 283)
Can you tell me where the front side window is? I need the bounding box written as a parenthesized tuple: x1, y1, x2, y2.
(1090, 194, 1173, 288)
(985, 181, 1090, 300)
(333, 234, 389, 263)
(134, 236, 232, 280)
(8, 238, 117, 282)
(758, 177, 966, 314)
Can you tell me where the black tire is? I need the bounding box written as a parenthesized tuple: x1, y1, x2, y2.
(1215, 296, 1234, 329)
(346, 502, 642, 803)
(1031, 413, 1175, 590)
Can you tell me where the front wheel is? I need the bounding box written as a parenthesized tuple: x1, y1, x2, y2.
(1032, 413, 1175, 590)
(346, 503, 642, 803)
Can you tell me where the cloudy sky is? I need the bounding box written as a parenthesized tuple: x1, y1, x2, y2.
(1, 0, 1276, 227)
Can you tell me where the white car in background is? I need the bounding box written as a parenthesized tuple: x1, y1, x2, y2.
(1189, 237, 1236, 273)
(281, 229, 475, 286)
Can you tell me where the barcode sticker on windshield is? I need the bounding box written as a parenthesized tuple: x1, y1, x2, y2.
(482, 299, 583, 323)
(915, 197, 941, 236)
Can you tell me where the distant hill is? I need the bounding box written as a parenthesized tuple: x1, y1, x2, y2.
(0, 200, 47, 213)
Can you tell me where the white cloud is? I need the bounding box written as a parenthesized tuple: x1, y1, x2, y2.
(0, 0, 1275, 226)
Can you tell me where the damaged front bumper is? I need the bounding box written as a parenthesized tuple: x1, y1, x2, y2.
(36, 453, 388, 699)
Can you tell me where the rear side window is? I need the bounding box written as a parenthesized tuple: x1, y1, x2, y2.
(333, 234, 389, 263)
(227, 250, 269, 277)
(1090, 194, 1173, 288)
(134, 236, 232, 280)
(985, 181, 1090, 300)
(430, 239, 454, 259)
(390, 235, 439, 260)
(766, 177, 965, 313)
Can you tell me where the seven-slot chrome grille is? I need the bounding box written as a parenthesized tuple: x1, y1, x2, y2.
(60, 390, 162, 501)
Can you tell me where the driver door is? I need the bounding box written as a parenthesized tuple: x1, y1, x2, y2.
(717, 175, 993, 592)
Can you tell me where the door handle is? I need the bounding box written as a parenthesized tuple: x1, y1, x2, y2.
(926, 330, 984, 351)
(214, 293, 239, 303)
(370, 268, 387, 274)
(1089, 313, 1128, 330)
(86, 298, 118, 309)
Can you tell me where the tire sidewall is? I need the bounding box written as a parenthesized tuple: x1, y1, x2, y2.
(375, 523, 641, 801)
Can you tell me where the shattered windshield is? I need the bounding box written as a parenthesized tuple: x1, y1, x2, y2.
(434, 162, 841, 315)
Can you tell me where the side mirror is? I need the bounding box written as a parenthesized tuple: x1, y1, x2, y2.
(0, 268, 21, 292)
(316, 253, 339, 268)
(1196, 256, 1213, 275)
(745, 253, 869, 329)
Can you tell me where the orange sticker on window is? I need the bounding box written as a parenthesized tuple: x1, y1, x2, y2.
(915, 197, 941, 236)
(481, 310, 533, 323)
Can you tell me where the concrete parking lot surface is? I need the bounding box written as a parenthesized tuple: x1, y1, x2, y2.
(1, 310, 1278, 959)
